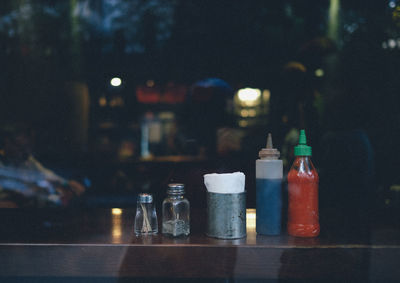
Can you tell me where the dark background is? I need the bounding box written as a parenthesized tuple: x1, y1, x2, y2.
(0, 0, 399, 210)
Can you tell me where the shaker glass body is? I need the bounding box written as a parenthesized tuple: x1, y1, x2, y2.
(134, 194, 158, 235)
(162, 191, 190, 237)
(287, 156, 320, 237)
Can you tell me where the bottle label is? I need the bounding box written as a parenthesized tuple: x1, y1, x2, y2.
(288, 182, 319, 226)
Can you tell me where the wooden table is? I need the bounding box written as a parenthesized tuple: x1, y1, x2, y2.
(0, 208, 399, 282)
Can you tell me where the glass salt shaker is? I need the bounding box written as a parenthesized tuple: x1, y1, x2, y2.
(162, 183, 190, 237)
(134, 193, 158, 236)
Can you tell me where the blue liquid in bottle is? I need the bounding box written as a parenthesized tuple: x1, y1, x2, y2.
(256, 133, 283, 235)
(256, 178, 282, 235)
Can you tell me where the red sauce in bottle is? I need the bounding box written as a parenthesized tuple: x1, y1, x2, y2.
(287, 130, 320, 237)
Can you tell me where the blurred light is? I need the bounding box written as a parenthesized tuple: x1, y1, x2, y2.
(284, 62, 306, 72)
(389, 1, 396, 8)
(146, 79, 155, 87)
(285, 4, 293, 17)
(238, 88, 261, 102)
(110, 77, 122, 87)
(344, 23, 358, 34)
(315, 69, 324, 77)
(239, 120, 248, 127)
(388, 38, 396, 48)
(394, 6, 400, 21)
(159, 111, 175, 120)
(246, 208, 256, 231)
(237, 88, 261, 107)
(83, 177, 91, 188)
(262, 90, 271, 101)
(248, 109, 257, 117)
(99, 96, 107, 107)
(109, 96, 124, 107)
(240, 109, 249, 117)
(382, 42, 388, 49)
(328, 0, 340, 41)
(390, 184, 400, 192)
(112, 208, 122, 215)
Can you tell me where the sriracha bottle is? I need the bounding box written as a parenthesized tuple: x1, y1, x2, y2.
(287, 129, 320, 237)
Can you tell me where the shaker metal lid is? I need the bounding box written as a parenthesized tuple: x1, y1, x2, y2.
(167, 183, 185, 194)
(138, 193, 153, 203)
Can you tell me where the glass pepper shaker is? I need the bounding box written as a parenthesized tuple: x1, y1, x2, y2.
(162, 183, 190, 237)
(134, 193, 158, 236)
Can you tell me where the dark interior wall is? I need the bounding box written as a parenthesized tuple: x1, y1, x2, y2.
(0, 0, 399, 193)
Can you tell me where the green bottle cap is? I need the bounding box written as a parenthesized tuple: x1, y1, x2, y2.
(294, 129, 312, 156)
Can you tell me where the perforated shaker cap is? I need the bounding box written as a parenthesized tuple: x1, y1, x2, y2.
(167, 183, 185, 195)
(138, 193, 153, 203)
(259, 133, 280, 159)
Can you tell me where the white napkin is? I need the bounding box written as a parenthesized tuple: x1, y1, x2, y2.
(204, 172, 245, 194)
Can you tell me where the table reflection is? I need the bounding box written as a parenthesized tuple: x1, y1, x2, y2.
(111, 208, 123, 243)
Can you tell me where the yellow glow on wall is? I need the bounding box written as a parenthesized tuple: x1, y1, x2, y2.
(262, 89, 271, 101)
(248, 109, 256, 117)
(109, 96, 124, 107)
(240, 109, 249, 117)
(146, 80, 155, 87)
(239, 120, 248, 127)
(99, 97, 107, 107)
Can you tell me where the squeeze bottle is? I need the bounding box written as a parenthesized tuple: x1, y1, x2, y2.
(287, 129, 320, 237)
(256, 133, 283, 235)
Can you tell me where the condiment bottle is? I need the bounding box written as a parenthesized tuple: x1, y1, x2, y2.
(162, 183, 190, 237)
(287, 129, 320, 237)
(256, 133, 283, 235)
